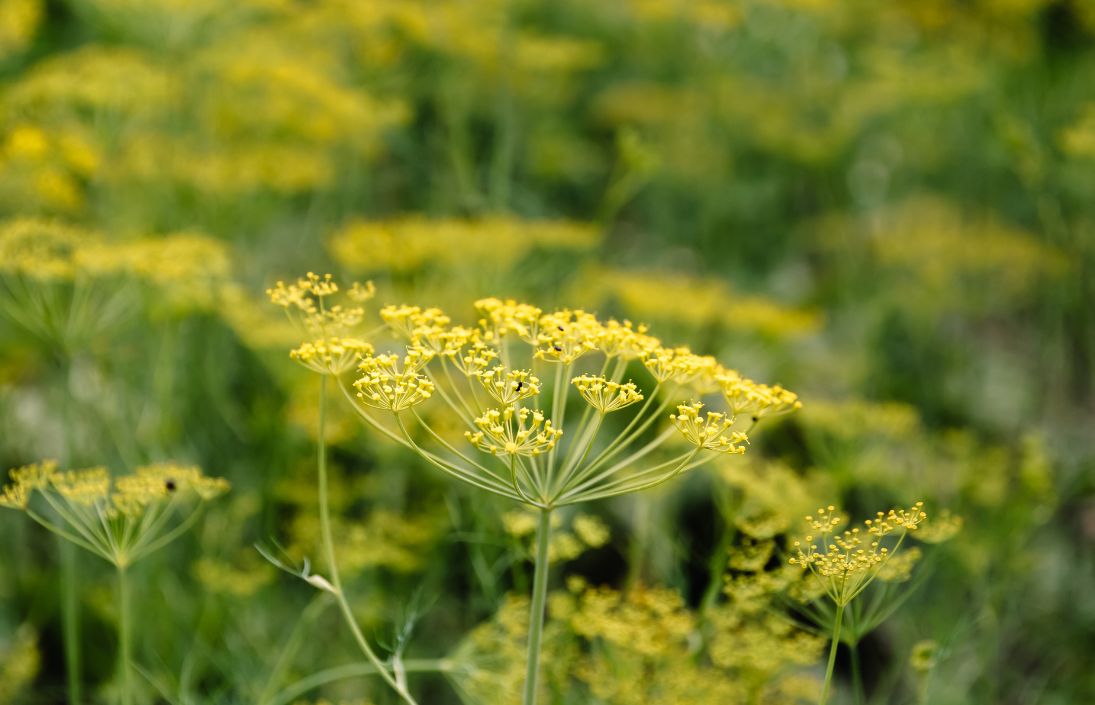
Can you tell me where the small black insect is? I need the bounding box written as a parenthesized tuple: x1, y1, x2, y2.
(516, 381, 525, 392)
(165, 479, 177, 492)
(751, 416, 759, 423)
(557, 325, 565, 332)
(553, 345, 563, 352)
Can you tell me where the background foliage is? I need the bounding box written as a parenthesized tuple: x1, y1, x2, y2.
(1, 0, 1094, 703)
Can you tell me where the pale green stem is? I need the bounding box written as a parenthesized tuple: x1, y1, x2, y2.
(582, 387, 672, 475)
(40, 492, 105, 553)
(820, 603, 845, 705)
(129, 505, 205, 562)
(60, 539, 83, 705)
(425, 367, 475, 427)
(118, 564, 133, 705)
(440, 359, 480, 418)
(410, 408, 507, 481)
(553, 414, 604, 497)
(257, 595, 331, 705)
(337, 379, 414, 448)
(523, 508, 552, 705)
(509, 455, 535, 505)
(546, 363, 569, 479)
(553, 358, 612, 487)
(395, 414, 524, 501)
(29, 511, 101, 557)
(561, 448, 704, 504)
(558, 428, 676, 501)
(318, 376, 419, 704)
(554, 407, 594, 493)
(270, 659, 456, 705)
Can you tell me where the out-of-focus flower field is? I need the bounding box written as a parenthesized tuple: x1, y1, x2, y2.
(1, 1, 1093, 704)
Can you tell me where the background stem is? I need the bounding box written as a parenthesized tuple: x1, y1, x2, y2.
(523, 508, 553, 705)
(820, 603, 844, 705)
(118, 564, 133, 705)
(60, 539, 82, 705)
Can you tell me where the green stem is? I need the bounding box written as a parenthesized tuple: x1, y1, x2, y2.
(318, 376, 419, 705)
(270, 659, 456, 705)
(850, 639, 864, 705)
(625, 497, 650, 589)
(523, 508, 552, 705)
(60, 539, 83, 705)
(257, 595, 331, 705)
(118, 564, 133, 705)
(700, 520, 736, 616)
(820, 603, 845, 705)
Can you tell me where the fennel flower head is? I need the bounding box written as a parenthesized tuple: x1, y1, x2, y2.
(789, 503, 928, 606)
(267, 272, 377, 375)
(0, 460, 229, 568)
(273, 276, 802, 508)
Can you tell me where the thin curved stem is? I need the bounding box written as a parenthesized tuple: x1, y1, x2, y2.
(27, 510, 103, 557)
(395, 414, 524, 501)
(559, 449, 704, 505)
(336, 378, 414, 448)
(269, 660, 456, 705)
(546, 363, 569, 478)
(582, 382, 662, 469)
(439, 359, 480, 420)
(523, 508, 552, 705)
(557, 432, 679, 502)
(509, 455, 536, 505)
(257, 595, 331, 705)
(553, 413, 604, 497)
(129, 505, 204, 563)
(317, 376, 419, 705)
(409, 409, 510, 483)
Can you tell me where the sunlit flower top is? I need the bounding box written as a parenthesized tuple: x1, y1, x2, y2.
(273, 275, 802, 508)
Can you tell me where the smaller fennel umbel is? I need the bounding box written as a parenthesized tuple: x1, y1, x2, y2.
(790, 503, 929, 705)
(269, 274, 801, 705)
(0, 460, 228, 705)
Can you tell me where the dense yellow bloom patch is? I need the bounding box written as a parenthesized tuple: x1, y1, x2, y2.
(331, 216, 601, 274)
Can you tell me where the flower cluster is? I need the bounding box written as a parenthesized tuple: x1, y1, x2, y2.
(267, 272, 376, 374)
(308, 290, 802, 507)
(571, 375, 643, 413)
(354, 353, 436, 411)
(466, 407, 563, 458)
(0, 460, 228, 567)
(670, 403, 748, 454)
(789, 503, 927, 605)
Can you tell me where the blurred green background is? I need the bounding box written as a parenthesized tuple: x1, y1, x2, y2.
(1, 0, 1094, 703)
